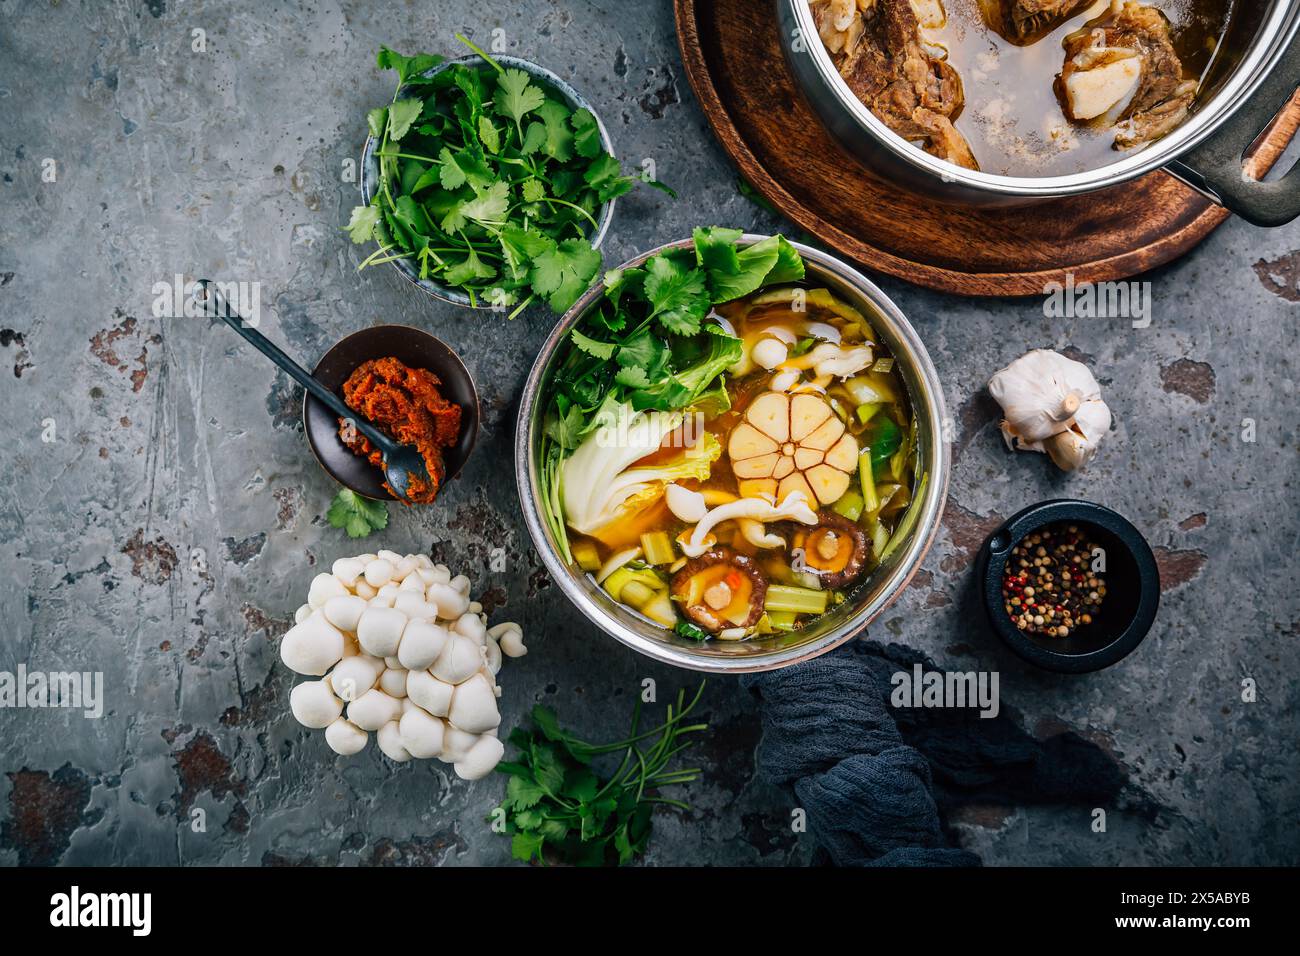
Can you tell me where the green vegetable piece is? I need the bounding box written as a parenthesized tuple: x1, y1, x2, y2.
(326, 488, 388, 538)
(855, 402, 882, 426)
(386, 97, 422, 141)
(534, 98, 574, 161)
(674, 620, 710, 641)
(832, 488, 865, 522)
(345, 204, 380, 243)
(643, 254, 710, 336)
(764, 584, 828, 615)
(571, 107, 603, 158)
(531, 238, 602, 312)
(864, 416, 903, 477)
(375, 46, 444, 83)
(494, 67, 545, 136)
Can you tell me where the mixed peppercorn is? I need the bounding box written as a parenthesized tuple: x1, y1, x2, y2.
(1001, 524, 1106, 637)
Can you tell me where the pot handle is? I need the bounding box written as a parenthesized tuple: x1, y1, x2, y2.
(1165, 29, 1300, 228)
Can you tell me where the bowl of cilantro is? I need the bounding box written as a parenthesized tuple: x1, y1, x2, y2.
(349, 39, 667, 316)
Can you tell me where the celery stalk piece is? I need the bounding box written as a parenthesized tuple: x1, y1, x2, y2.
(855, 402, 882, 426)
(572, 538, 602, 573)
(764, 585, 829, 615)
(880, 474, 928, 564)
(859, 448, 879, 515)
(832, 489, 865, 522)
(640, 531, 677, 566)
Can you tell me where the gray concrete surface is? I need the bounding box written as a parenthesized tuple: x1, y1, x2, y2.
(0, 0, 1296, 867)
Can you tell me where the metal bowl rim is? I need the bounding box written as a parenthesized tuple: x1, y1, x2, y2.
(514, 234, 950, 672)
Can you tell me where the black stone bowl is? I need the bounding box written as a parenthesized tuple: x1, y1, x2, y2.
(303, 325, 480, 501)
(976, 499, 1160, 673)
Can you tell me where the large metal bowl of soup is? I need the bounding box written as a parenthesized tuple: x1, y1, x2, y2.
(780, 0, 1300, 226)
(515, 236, 949, 673)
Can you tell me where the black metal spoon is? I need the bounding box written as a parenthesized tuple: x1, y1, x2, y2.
(195, 279, 430, 503)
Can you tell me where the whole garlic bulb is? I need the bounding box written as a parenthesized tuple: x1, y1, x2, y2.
(988, 349, 1111, 471)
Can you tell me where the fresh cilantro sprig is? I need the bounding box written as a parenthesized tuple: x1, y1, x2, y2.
(494, 683, 707, 866)
(347, 40, 673, 315)
(326, 488, 389, 538)
(536, 228, 805, 560)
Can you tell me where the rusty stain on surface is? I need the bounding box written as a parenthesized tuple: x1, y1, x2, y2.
(1160, 358, 1216, 404)
(1252, 250, 1300, 302)
(1178, 512, 1207, 531)
(940, 498, 1005, 574)
(1152, 546, 1208, 592)
(363, 830, 466, 866)
(89, 310, 159, 393)
(1, 765, 101, 866)
(169, 731, 248, 827)
(121, 529, 178, 583)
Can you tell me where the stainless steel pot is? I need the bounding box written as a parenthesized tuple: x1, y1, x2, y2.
(778, 0, 1300, 226)
(515, 236, 949, 673)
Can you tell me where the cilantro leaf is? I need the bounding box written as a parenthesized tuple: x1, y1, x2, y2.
(531, 238, 601, 312)
(345, 204, 380, 243)
(326, 488, 388, 538)
(442, 246, 496, 285)
(458, 180, 510, 227)
(375, 47, 444, 83)
(643, 254, 709, 336)
(477, 115, 501, 154)
(386, 97, 422, 142)
(535, 98, 574, 161)
(510, 831, 545, 863)
(571, 107, 603, 158)
(569, 329, 615, 360)
(584, 153, 636, 202)
(494, 68, 546, 135)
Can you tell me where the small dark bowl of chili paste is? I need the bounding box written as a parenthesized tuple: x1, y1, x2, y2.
(976, 500, 1160, 673)
(304, 326, 480, 502)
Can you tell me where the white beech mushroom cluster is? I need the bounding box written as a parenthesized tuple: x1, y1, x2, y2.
(280, 550, 526, 780)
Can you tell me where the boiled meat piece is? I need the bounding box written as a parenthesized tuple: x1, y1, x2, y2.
(1058, 1, 1197, 148)
(821, 0, 979, 169)
(978, 0, 1093, 44)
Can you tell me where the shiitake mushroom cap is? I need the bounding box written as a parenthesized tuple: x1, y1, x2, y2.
(788, 510, 868, 589)
(669, 547, 768, 633)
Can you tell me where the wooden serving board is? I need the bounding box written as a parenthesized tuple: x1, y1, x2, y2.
(674, 0, 1300, 296)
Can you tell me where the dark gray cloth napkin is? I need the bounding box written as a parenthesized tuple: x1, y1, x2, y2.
(741, 639, 1149, 866)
